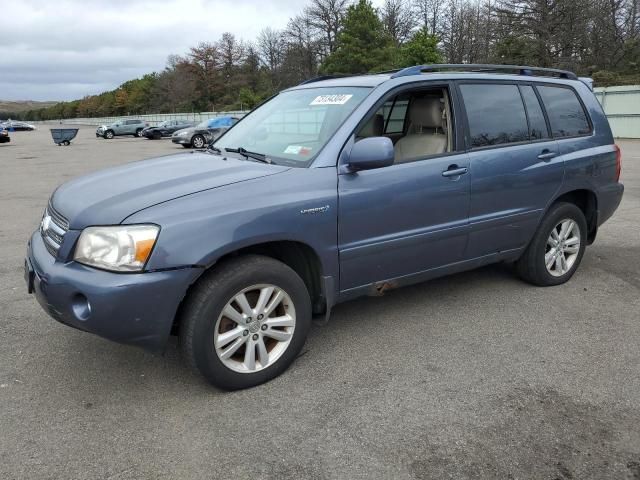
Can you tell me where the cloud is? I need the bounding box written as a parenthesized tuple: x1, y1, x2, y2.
(0, 0, 307, 101)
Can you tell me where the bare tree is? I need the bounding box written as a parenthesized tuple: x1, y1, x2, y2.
(414, 0, 445, 35)
(257, 27, 285, 71)
(382, 0, 417, 45)
(305, 0, 350, 57)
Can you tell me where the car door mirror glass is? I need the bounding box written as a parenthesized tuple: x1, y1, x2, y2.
(346, 137, 394, 171)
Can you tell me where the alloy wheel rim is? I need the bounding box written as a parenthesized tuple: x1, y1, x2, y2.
(193, 136, 204, 148)
(213, 284, 296, 373)
(545, 218, 581, 277)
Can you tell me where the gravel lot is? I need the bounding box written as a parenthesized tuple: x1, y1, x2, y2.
(1, 126, 639, 479)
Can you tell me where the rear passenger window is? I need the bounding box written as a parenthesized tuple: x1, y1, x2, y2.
(537, 86, 591, 138)
(460, 84, 529, 148)
(519, 85, 549, 140)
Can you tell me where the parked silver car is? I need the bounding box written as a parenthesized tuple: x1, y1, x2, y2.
(96, 119, 148, 139)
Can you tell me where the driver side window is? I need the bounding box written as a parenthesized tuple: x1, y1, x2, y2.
(355, 87, 453, 165)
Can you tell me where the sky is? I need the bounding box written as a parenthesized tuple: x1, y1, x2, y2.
(1, 0, 383, 102)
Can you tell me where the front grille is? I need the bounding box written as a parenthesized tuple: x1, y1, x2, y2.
(41, 202, 69, 258)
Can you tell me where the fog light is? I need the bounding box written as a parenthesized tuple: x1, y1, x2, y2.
(71, 294, 91, 321)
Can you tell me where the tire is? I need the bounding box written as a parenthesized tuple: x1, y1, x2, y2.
(135, 128, 143, 137)
(191, 134, 205, 149)
(180, 255, 311, 390)
(516, 202, 587, 286)
(104, 130, 114, 139)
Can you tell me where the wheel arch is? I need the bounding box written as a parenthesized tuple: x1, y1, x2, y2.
(550, 189, 598, 244)
(172, 240, 327, 334)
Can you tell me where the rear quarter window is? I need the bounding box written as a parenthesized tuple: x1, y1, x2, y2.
(537, 86, 591, 138)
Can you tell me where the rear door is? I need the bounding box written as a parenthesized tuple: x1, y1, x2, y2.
(458, 82, 563, 258)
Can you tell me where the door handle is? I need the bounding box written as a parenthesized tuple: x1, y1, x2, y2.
(442, 166, 468, 178)
(537, 150, 557, 161)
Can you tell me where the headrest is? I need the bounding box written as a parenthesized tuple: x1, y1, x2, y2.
(359, 113, 384, 137)
(408, 96, 443, 129)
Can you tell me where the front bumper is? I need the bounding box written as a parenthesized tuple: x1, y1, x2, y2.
(26, 231, 199, 353)
(171, 136, 190, 145)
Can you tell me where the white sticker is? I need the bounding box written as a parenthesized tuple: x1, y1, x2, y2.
(310, 94, 353, 105)
(284, 145, 312, 155)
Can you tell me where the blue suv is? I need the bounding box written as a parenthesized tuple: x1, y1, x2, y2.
(25, 65, 624, 389)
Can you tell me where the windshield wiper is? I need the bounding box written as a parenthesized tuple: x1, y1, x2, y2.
(225, 147, 273, 164)
(206, 144, 223, 154)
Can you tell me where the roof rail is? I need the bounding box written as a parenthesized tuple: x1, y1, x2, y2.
(390, 64, 578, 81)
(298, 75, 351, 85)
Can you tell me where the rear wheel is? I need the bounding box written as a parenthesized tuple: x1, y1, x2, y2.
(191, 134, 205, 149)
(104, 130, 114, 139)
(180, 255, 311, 390)
(135, 128, 143, 137)
(516, 202, 587, 286)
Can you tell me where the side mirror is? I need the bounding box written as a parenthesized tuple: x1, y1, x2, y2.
(346, 137, 394, 171)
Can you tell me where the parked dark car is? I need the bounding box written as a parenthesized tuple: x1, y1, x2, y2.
(171, 116, 239, 148)
(1, 120, 36, 131)
(0, 128, 10, 143)
(96, 119, 148, 139)
(142, 120, 196, 139)
(26, 64, 623, 390)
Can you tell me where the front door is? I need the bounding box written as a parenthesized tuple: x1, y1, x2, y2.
(337, 86, 470, 292)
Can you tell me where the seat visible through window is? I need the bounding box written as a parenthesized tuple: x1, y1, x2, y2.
(394, 96, 447, 163)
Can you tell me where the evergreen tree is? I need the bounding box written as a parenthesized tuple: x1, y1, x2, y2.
(321, 0, 395, 74)
(398, 27, 442, 67)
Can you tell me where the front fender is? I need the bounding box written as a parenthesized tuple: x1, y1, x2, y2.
(125, 167, 340, 281)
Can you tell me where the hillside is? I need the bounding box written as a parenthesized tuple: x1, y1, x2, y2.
(0, 100, 57, 115)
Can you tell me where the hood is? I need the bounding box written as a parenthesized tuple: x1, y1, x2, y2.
(52, 152, 290, 228)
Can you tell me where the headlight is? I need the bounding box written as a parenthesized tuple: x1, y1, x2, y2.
(178, 131, 188, 136)
(74, 225, 159, 272)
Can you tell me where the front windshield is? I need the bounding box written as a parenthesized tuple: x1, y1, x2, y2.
(214, 86, 371, 166)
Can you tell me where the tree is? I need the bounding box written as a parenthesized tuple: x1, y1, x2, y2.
(305, 0, 350, 57)
(398, 26, 442, 66)
(414, 0, 445, 35)
(381, 0, 417, 45)
(321, 0, 395, 73)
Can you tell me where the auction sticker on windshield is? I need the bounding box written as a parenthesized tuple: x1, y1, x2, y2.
(310, 94, 353, 105)
(284, 145, 312, 155)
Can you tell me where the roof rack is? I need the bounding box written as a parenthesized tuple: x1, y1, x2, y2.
(390, 64, 578, 81)
(298, 75, 351, 85)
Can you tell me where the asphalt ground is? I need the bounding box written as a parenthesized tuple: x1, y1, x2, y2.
(1, 126, 639, 479)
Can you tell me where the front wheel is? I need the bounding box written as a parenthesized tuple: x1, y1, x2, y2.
(191, 134, 205, 149)
(103, 130, 114, 139)
(516, 202, 587, 286)
(180, 255, 311, 390)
